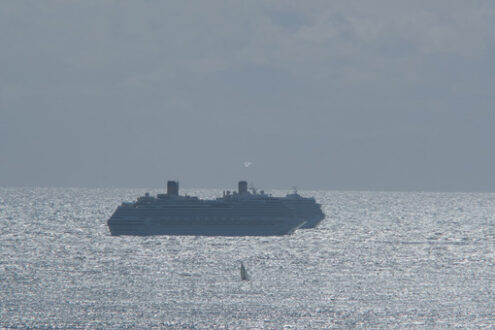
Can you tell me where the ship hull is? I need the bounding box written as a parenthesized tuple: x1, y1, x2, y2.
(108, 221, 302, 236)
(280, 200, 325, 229)
(299, 215, 326, 228)
(107, 208, 305, 236)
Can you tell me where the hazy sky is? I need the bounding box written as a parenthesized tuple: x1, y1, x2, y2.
(1, 1, 495, 191)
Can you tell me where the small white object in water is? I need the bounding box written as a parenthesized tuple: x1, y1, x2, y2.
(240, 262, 249, 281)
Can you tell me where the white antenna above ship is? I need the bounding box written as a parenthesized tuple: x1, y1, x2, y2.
(243, 161, 252, 168)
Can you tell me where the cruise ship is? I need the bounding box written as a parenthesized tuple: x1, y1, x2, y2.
(107, 181, 307, 236)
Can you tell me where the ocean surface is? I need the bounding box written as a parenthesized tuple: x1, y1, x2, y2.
(1, 187, 495, 328)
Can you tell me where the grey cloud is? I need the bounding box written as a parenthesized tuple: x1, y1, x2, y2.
(1, 1, 494, 191)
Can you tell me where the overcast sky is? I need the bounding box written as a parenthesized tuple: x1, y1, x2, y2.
(1, 1, 494, 191)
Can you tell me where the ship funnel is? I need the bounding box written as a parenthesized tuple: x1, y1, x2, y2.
(238, 181, 248, 194)
(167, 180, 179, 196)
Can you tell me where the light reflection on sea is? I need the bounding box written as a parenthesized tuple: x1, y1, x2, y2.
(1, 187, 495, 328)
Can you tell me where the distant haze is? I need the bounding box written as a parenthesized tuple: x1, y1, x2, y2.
(1, 1, 494, 191)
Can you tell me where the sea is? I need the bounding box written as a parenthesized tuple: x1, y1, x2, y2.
(1, 187, 495, 328)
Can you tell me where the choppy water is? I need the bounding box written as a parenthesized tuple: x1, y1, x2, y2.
(1, 187, 495, 328)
